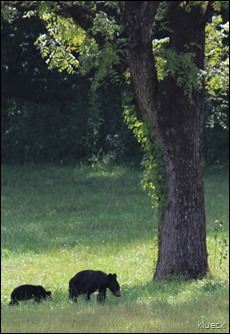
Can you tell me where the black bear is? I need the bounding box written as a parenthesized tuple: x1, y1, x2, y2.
(69, 270, 121, 303)
(9, 284, 52, 305)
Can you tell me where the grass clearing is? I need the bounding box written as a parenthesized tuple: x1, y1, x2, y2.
(1, 163, 229, 333)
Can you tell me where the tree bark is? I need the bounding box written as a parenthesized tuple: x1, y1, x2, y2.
(119, 1, 209, 279)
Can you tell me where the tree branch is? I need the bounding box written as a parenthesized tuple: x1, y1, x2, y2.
(119, 1, 160, 119)
(58, 1, 105, 46)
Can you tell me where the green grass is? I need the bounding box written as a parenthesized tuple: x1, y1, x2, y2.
(1, 163, 229, 333)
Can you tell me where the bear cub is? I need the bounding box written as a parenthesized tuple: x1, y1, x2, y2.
(9, 284, 51, 305)
(69, 269, 121, 303)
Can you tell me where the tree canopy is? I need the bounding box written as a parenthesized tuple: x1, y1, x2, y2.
(1, 1, 228, 164)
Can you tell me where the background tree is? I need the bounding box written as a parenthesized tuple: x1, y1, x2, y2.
(204, 12, 229, 163)
(1, 7, 138, 163)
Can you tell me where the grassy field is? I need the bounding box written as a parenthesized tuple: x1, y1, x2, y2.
(1, 163, 229, 333)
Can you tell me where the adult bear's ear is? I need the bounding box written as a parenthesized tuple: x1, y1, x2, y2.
(108, 273, 117, 279)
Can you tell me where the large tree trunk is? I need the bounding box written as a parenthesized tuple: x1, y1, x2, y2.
(120, 1, 209, 279)
(156, 77, 208, 279)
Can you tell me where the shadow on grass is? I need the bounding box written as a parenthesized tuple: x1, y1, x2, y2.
(2, 164, 158, 253)
(1, 163, 229, 257)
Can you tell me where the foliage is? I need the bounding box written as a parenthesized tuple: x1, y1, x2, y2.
(203, 124, 229, 164)
(153, 38, 204, 102)
(203, 14, 229, 164)
(205, 14, 229, 130)
(34, 14, 84, 74)
(32, 2, 121, 90)
(79, 40, 120, 91)
(1, 13, 137, 164)
(1, 1, 17, 23)
(213, 220, 228, 271)
(1, 90, 135, 164)
(123, 92, 167, 211)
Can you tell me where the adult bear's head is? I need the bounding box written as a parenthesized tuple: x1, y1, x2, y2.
(107, 273, 121, 297)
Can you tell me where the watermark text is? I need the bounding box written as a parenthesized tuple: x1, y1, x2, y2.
(197, 320, 225, 329)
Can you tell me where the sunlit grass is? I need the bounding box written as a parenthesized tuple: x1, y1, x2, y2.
(1, 163, 229, 333)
